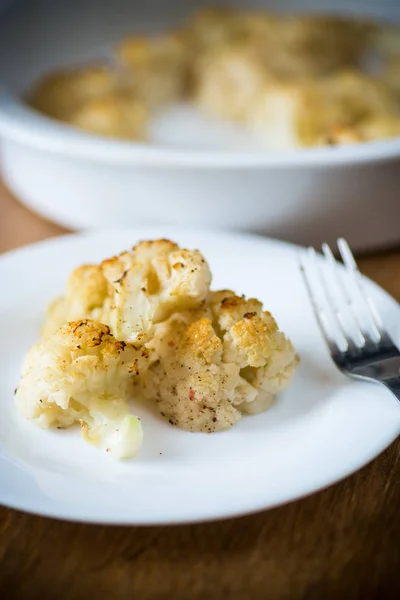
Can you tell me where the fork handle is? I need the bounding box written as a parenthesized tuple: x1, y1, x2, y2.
(383, 378, 400, 402)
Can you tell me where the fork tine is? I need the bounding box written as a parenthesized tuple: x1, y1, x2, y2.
(299, 248, 348, 355)
(299, 253, 338, 355)
(321, 242, 366, 348)
(337, 238, 385, 343)
(309, 245, 365, 354)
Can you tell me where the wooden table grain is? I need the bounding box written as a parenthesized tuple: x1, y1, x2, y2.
(0, 182, 399, 600)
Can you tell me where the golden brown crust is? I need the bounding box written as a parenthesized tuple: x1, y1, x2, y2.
(183, 318, 222, 365)
(50, 319, 147, 363)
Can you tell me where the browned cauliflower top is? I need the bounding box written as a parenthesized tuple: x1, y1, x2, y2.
(43, 239, 212, 343)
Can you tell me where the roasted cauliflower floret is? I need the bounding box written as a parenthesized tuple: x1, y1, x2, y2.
(248, 70, 400, 148)
(143, 313, 252, 432)
(117, 33, 191, 107)
(322, 115, 400, 146)
(194, 40, 269, 123)
(256, 15, 373, 79)
(186, 6, 248, 51)
(68, 92, 149, 140)
(28, 64, 120, 121)
(28, 64, 149, 141)
(187, 7, 371, 76)
(101, 239, 211, 342)
(142, 291, 298, 432)
(43, 240, 212, 344)
(15, 320, 147, 459)
(209, 291, 299, 413)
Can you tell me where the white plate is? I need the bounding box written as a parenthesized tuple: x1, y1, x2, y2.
(0, 228, 399, 525)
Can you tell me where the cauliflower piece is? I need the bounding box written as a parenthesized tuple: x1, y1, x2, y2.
(192, 10, 373, 127)
(15, 320, 147, 459)
(43, 240, 212, 344)
(248, 70, 400, 148)
(187, 6, 372, 76)
(143, 313, 251, 432)
(43, 264, 109, 338)
(208, 291, 299, 412)
(100, 239, 211, 342)
(117, 33, 191, 107)
(195, 44, 397, 149)
(142, 291, 298, 432)
(186, 6, 251, 51)
(68, 92, 149, 140)
(321, 115, 400, 146)
(28, 64, 120, 121)
(256, 15, 373, 79)
(300, 71, 400, 147)
(194, 41, 269, 123)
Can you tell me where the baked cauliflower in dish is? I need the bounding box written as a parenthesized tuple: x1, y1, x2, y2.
(187, 8, 371, 76)
(248, 70, 400, 148)
(67, 92, 149, 140)
(117, 33, 191, 108)
(321, 115, 400, 146)
(43, 239, 211, 343)
(142, 291, 298, 432)
(255, 15, 373, 79)
(195, 47, 400, 149)
(28, 64, 150, 141)
(194, 40, 269, 124)
(29, 65, 120, 121)
(26, 8, 400, 147)
(15, 320, 147, 459)
(186, 6, 250, 51)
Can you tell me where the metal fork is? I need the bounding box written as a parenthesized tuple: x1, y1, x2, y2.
(299, 238, 400, 402)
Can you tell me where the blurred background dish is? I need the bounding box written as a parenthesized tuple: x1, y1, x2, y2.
(0, 0, 399, 250)
(23, 7, 400, 148)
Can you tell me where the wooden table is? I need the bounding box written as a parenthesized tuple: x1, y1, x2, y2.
(0, 182, 399, 600)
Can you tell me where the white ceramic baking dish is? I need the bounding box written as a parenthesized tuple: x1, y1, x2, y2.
(0, 0, 400, 250)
